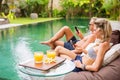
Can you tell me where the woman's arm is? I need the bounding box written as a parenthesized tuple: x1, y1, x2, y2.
(55, 46, 77, 60)
(72, 46, 87, 54)
(85, 42, 110, 71)
(82, 49, 88, 54)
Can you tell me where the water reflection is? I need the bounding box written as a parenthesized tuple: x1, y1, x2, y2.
(14, 37, 33, 63)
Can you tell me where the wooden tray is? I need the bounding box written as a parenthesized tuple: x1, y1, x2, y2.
(19, 57, 66, 71)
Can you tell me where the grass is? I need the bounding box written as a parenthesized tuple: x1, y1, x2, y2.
(10, 17, 62, 25)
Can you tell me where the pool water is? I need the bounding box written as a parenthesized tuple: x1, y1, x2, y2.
(0, 19, 89, 80)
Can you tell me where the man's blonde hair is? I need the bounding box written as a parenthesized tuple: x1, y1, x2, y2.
(90, 17, 97, 23)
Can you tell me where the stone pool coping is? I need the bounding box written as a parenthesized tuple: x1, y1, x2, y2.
(0, 24, 22, 29)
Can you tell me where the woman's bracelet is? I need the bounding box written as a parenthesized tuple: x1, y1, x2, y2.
(81, 64, 86, 70)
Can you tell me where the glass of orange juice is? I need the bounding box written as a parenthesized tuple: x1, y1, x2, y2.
(46, 50, 56, 59)
(34, 51, 44, 63)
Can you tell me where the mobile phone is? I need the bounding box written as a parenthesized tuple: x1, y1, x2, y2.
(75, 26, 79, 33)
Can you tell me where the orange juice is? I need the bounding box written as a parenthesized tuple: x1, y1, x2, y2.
(34, 52, 44, 63)
(47, 50, 56, 59)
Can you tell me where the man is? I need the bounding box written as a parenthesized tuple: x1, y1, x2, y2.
(40, 17, 97, 54)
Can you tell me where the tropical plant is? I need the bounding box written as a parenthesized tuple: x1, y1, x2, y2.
(0, 0, 9, 15)
(39, 11, 48, 17)
(0, 0, 2, 12)
(52, 9, 61, 17)
(60, 0, 113, 18)
(89, 0, 105, 17)
(1, 11, 16, 20)
(26, 0, 49, 13)
(102, 0, 120, 20)
(60, 0, 80, 18)
(18, 0, 49, 17)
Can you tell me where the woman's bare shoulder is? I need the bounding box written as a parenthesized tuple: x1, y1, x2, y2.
(99, 41, 110, 51)
(100, 41, 109, 46)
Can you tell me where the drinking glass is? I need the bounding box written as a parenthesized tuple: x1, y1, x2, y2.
(34, 51, 44, 63)
(46, 50, 56, 59)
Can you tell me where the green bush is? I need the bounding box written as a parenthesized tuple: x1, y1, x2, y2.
(52, 9, 61, 17)
(18, 0, 49, 17)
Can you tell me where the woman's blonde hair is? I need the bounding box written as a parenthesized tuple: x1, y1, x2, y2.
(94, 18, 112, 42)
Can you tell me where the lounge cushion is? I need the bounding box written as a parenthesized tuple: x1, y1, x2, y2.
(103, 43, 120, 66)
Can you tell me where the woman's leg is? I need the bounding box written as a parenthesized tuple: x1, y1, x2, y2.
(41, 26, 74, 49)
(55, 46, 77, 60)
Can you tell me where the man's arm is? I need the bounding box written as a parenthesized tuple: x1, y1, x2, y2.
(81, 34, 96, 49)
(76, 29, 84, 39)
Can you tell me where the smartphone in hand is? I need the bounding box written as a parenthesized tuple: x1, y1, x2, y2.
(75, 26, 79, 33)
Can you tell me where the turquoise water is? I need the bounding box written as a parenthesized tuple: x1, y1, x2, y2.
(0, 19, 89, 80)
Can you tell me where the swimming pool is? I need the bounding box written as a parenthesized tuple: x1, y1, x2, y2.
(0, 19, 89, 80)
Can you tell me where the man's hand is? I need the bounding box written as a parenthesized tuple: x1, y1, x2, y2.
(75, 30, 84, 39)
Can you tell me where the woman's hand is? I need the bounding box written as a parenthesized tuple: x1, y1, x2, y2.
(74, 60, 82, 68)
(74, 45, 83, 54)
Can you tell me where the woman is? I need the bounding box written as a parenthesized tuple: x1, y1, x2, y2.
(55, 18, 112, 72)
(41, 17, 97, 53)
